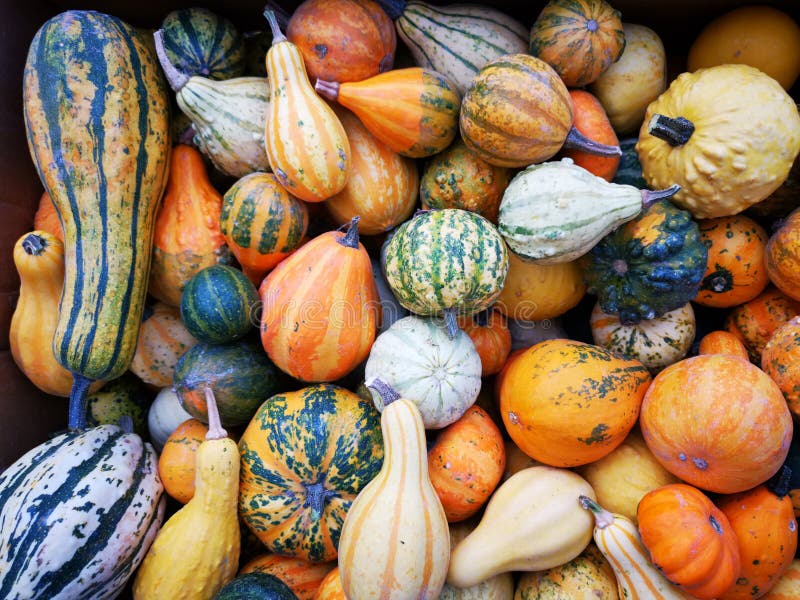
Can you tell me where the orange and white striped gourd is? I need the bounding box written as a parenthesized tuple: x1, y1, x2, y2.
(263, 10, 350, 202)
(579, 495, 691, 600)
(337, 379, 450, 599)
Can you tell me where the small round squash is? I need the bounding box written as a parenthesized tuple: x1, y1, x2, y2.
(456, 309, 511, 377)
(697, 330, 749, 360)
(514, 543, 618, 599)
(158, 418, 208, 504)
(130, 302, 198, 388)
(762, 316, 800, 418)
(239, 554, 336, 600)
(724, 287, 800, 362)
(765, 207, 800, 301)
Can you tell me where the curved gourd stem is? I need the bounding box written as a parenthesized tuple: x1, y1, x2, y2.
(153, 30, 190, 92)
(68, 374, 94, 430)
(641, 184, 682, 209)
(579, 495, 615, 529)
(562, 126, 622, 157)
(263, 0, 291, 30)
(117, 415, 134, 434)
(21, 233, 47, 255)
(337, 216, 361, 249)
(314, 79, 340, 102)
(366, 377, 401, 407)
(648, 114, 695, 147)
(204, 385, 228, 441)
(375, 0, 407, 20)
(767, 464, 793, 499)
(263, 9, 287, 44)
(444, 308, 459, 340)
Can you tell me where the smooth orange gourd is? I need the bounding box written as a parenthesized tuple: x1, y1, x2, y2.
(697, 330, 750, 360)
(561, 89, 619, 181)
(724, 287, 800, 362)
(239, 554, 336, 600)
(158, 418, 208, 504)
(456, 309, 511, 377)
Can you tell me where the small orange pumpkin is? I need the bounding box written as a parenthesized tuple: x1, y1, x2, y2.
(33, 191, 63, 242)
(239, 554, 336, 600)
(765, 207, 800, 301)
(762, 316, 800, 418)
(313, 567, 345, 600)
(724, 287, 800, 362)
(560, 89, 619, 181)
(697, 330, 750, 360)
(456, 309, 511, 377)
(157, 418, 208, 504)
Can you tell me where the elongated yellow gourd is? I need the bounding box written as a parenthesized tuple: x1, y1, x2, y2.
(263, 10, 350, 202)
(133, 387, 240, 599)
(579, 496, 691, 600)
(338, 379, 450, 599)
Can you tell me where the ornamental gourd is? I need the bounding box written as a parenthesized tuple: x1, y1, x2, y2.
(516, 544, 619, 599)
(456, 310, 511, 377)
(158, 418, 208, 504)
(239, 554, 336, 600)
(130, 302, 198, 388)
(762, 316, 800, 418)
(560, 89, 620, 182)
(765, 207, 800, 301)
(724, 287, 800, 362)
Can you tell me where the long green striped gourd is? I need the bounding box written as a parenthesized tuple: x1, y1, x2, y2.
(161, 7, 245, 80)
(0, 424, 165, 599)
(381, 0, 528, 95)
(23, 11, 171, 429)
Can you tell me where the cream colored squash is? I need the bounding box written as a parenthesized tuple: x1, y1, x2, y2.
(514, 544, 619, 599)
(147, 387, 195, 452)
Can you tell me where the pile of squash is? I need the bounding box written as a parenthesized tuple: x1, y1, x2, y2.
(4, 0, 800, 598)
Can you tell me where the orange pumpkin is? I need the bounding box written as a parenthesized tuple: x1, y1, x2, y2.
(313, 567, 345, 600)
(130, 302, 198, 388)
(765, 208, 800, 301)
(724, 287, 800, 362)
(427, 405, 506, 523)
(456, 309, 511, 377)
(560, 89, 619, 181)
(239, 554, 336, 600)
(697, 330, 750, 360)
(33, 191, 63, 242)
(640, 354, 793, 494)
(762, 316, 800, 418)
(694, 215, 770, 308)
(499, 339, 652, 468)
(157, 418, 208, 504)
(637, 483, 741, 600)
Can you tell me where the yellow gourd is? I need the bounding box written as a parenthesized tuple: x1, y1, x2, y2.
(514, 544, 619, 599)
(133, 387, 240, 599)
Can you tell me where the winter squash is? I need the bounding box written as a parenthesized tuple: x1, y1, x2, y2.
(499, 339, 651, 468)
(259, 218, 379, 382)
(215, 573, 299, 600)
(637, 483, 741, 600)
(240, 554, 336, 600)
(748, 155, 800, 221)
(560, 90, 620, 181)
(640, 354, 793, 494)
(697, 330, 749, 360)
(724, 287, 800, 362)
(428, 405, 506, 522)
(158, 418, 208, 505)
(85, 372, 150, 436)
(515, 543, 619, 599)
(529, 0, 625, 88)
(239, 385, 384, 562)
(456, 309, 512, 377)
(337, 381, 449, 599)
(613, 137, 648, 188)
(762, 316, 800, 418)
(695, 215, 770, 308)
(286, 0, 395, 83)
(636, 64, 800, 219)
(765, 208, 800, 301)
(148, 387, 195, 452)
(33, 191, 63, 242)
(314, 568, 346, 600)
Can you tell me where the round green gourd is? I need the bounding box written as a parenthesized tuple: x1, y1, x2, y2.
(86, 372, 151, 437)
(213, 572, 298, 600)
(180, 265, 259, 344)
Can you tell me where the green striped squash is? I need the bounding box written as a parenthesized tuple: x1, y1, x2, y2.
(180, 265, 259, 344)
(161, 7, 245, 80)
(23, 10, 171, 428)
(0, 425, 165, 598)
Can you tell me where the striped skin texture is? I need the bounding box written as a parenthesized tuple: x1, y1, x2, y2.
(23, 10, 171, 383)
(384, 208, 508, 318)
(161, 7, 245, 80)
(239, 553, 336, 600)
(0, 425, 165, 599)
(130, 302, 198, 388)
(459, 53, 572, 167)
(221, 172, 309, 284)
(259, 226, 379, 382)
(396, 1, 528, 95)
(265, 35, 350, 202)
(529, 0, 625, 88)
(338, 398, 450, 600)
(332, 67, 461, 158)
(238, 385, 384, 562)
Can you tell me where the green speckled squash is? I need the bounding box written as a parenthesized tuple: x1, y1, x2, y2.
(583, 201, 708, 325)
(215, 572, 299, 600)
(86, 372, 151, 436)
(238, 384, 384, 562)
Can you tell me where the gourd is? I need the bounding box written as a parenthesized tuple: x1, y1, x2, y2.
(459, 54, 621, 168)
(130, 302, 198, 388)
(153, 30, 270, 178)
(529, 0, 625, 88)
(315, 66, 461, 159)
(498, 158, 680, 264)
(314, 568, 346, 600)
(762, 316, 800, 418)
(148, 144, 230, 307)
(158, 418, 208, 504)
(724, 287, 800, 362)
(613, 137, 648, 188)
(514, 543, 619, 599)
(697, 330, 749, 360)
(0, 422, 165, 598)
(239, 554, 336, 600)
(636, 64, 800, 219)
(762, 559, 800, 598)
(456, 309, 511, 377)
(33, 191, 63, 241)
(23, 10, 171, 428)
(337, 380, 450, 599)
(765, 207, 800, 301)
(560, 89, 620, 182)
(263, 10, 350, 202)
(448, 466, 596, 588)
(214, 573, 299, 600)
(381, 0, 528, 95)
(579, 496, 691, 599)
(85, 372, 150, 435)
(259, 218, 379, 382)
(148, 387, 195, 452)
(238, 384, 384, 562)
(133, 388, 241, 600)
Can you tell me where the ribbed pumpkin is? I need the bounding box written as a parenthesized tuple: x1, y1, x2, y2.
(724, 287, 800, 362)
(499, 339, 652, 468)
(158, 418, 208, 504)
(325, 107, 418, 235)
(238, 385, 384, 562)
(529, 0, 625, 88)
(765, 207, 800, 301)
(260, 218, 379, 382)
(315, 67, 461, 159)
(640, 354, 793, 494)
(239, 554, 336, 600)
(130, 302, 198, 388)
(456, 309, 511, 377)
(698, 330, 750, 360)
(515, 543, 619, 599)
(33, 191, 63, 242)
(762, 316, 800, 418)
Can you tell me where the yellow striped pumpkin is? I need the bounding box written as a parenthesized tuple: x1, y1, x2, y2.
(263, 10, 350, 202)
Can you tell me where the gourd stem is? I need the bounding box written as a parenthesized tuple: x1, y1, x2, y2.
(366, 377, 401, 407)
(337, 216, 361, 249)
(648, 114, 695, 146)
(263, 9, 287, 44)
(375, 0, 407, 20)
(768, 464, 793, 499)
(562, 126, 622, 157)
(579, 495, 614, 529)
(474, 308, 491, 328)
(314, 79, 340, 102)
(68, 374, 94, 430)
(153, 30, 191, 92)
(444, 308, 459, 340)
(641, 184, 681, 209)
(305, 481, 336, 517)
(177, 124, 196, 147)
(263, 0, 291, 30)
(117, 415, 134, 434)
(21, 233, 47, 256)
(204, 385, 228, 441)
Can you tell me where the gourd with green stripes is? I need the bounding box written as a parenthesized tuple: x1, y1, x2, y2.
(22, 10, 171, 429)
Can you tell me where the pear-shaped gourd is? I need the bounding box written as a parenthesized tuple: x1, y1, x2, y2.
(154, 30, 270, 178)
(338, 379, 450, 599)
(498, 158, 680, 263)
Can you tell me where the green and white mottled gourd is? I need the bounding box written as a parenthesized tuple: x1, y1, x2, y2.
(380, 0, 528, 95)
(383, 208, 509, 337)
(154, 29, 270, 178)
(22, 10, 171, 430)
(0, 424, 165, 599)
(498, 158, 680, 264)
(363, 315, 482, 429)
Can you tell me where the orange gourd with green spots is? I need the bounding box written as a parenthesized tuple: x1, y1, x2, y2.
(766, 207, 800, 301)
(697, 330, 750, 360)
(762, 316, 800, 418)
(724, 287, 800, 361)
